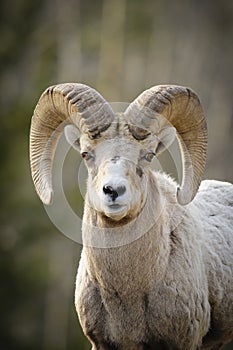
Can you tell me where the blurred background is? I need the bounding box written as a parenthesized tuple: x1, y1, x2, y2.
(0, 0, 233, 349)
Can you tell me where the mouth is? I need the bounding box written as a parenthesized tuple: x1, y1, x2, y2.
(104, 203, 128, 220)
(108, 203, 124, 209)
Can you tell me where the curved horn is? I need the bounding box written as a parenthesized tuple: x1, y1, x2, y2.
(125, 85, 207, 205)
(30, 83, 114, 205)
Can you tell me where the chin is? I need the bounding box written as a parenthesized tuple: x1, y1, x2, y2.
(104, 205, 129, 221)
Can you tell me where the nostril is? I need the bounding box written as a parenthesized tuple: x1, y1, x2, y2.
(103, 185, 126, 201)
(116, 185, 126, 196)
(103, 185, 113, 195)
(103, 185, 118, 201)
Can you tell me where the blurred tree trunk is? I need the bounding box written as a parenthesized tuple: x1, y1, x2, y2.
(97, 0, 126, 100)
(55, 0, 82, 82)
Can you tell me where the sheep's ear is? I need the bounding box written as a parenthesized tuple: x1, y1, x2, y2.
(155, 126, 176, 155)
(64, 125, 81, 151)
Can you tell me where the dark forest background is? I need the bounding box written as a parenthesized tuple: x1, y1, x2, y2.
(0, 0, 233, 349)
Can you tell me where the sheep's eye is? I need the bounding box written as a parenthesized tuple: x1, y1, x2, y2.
(81, 151, 93, 161)
(144, 151, 155, 162)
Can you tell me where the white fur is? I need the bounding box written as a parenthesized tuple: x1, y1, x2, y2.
(75, 168, 233, 350)
(64, 119, 233, 349)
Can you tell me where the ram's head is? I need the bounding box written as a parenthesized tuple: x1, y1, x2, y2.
(30, 84, 207, 222)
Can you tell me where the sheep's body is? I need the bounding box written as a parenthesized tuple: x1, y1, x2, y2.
(29, 83, 233, 350)
(75, 172, 233, 350)
(193, 180, 233, 349)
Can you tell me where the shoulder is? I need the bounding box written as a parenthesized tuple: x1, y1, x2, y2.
(194, 179, 233, 207)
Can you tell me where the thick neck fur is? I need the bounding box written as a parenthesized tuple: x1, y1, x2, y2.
(82, 171, 175, 299)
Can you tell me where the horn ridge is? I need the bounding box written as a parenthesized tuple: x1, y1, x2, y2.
(125, 85, 207, 205)
(30, 83, 114, 204)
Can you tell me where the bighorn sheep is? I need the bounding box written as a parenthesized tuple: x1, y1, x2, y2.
(30, 83, 233, 350)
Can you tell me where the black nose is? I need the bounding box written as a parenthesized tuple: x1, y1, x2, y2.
(103, 185, 126, 201)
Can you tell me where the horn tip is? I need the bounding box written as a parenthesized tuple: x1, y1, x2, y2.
(40, 188, 53, 205)
(176, 187, 193, 206)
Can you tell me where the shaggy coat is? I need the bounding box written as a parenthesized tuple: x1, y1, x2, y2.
(75, 172, 233, 350)
(29, 83, 233, 350)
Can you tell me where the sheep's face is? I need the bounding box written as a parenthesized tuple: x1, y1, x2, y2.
(65, 118, 176, 222)
(81, 135, 154, 222)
